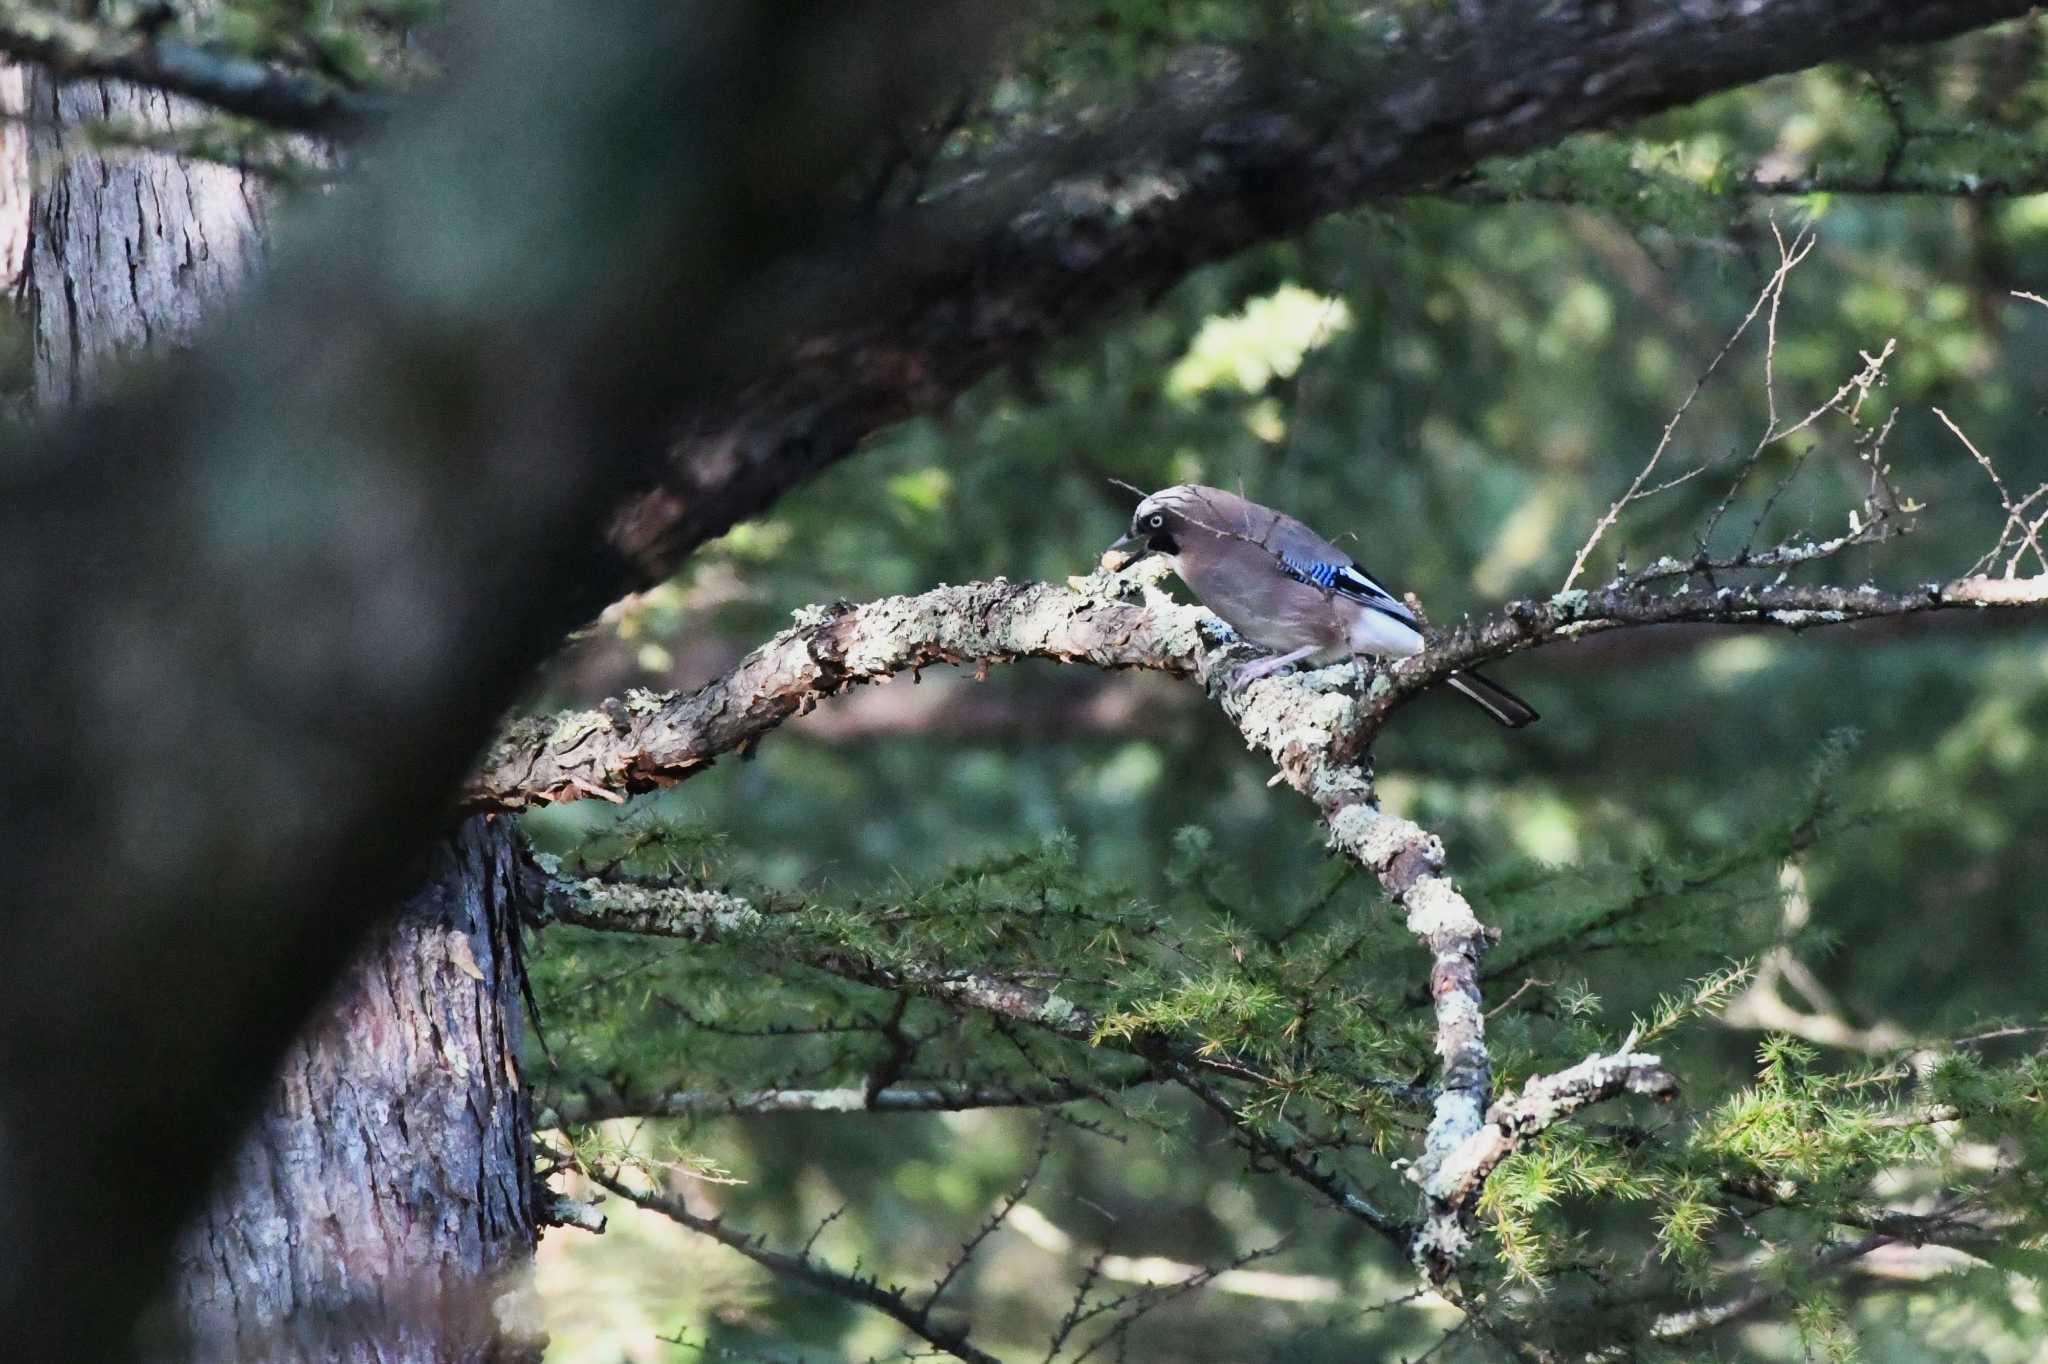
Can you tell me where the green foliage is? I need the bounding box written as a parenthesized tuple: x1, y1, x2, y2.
(519, 13, 2048, 1363)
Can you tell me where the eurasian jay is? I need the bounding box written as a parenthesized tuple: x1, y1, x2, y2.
(1104, 483, 1537, 728)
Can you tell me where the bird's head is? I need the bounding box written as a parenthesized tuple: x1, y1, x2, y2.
(1103, 485, 1201, 569)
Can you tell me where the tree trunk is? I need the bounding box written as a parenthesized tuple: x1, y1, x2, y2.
(151, 819, 540, 1364)
(23, 75, 540, 1363)
(26, 75, 267, 403)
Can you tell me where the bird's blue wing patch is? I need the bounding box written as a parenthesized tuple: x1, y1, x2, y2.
(1278, 552, 1418, 625)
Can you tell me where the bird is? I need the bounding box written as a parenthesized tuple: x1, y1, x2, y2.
(1102, 483, 1537, 728)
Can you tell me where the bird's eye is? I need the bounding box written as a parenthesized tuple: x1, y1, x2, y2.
(1147, 514, 1164, 528)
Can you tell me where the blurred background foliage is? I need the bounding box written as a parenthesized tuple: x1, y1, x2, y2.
(516, 8, 2048, 1361)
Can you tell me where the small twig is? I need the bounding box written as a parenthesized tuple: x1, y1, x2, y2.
(925, 1119, 1052, 1311)
(570, 1151, 1004, 1364)
(1936, 406, 2048, 577)
(1565, 227, 1812, 591)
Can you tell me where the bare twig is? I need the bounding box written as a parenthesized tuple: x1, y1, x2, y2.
(1005, 1203, 1340, 1302)
(571, 1151, 1004, 1364)
(1565, 226, 1814, 591)
(1935, 407, 2048, 578)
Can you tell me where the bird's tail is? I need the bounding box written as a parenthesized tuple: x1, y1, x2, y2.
(1445, 670, 1539, 729)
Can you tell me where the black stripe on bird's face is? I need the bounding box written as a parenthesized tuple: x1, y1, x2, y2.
(1109, 506, 1182, 563)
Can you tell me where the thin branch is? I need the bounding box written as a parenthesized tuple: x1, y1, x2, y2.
(1935, 406, 2048, 578)
(1005, 1203, 1340, 1303)
(573, 1155, 1004, 1364)
(1563, 229, 1810, 592)
(1645, 1233, 1893, 1343)
(538, 1078, 1109, 1127)
(1168, 1063, 1411, 1246)
(926, 1119, 1052, 1311)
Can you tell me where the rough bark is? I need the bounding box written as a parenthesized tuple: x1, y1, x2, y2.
(24, 70, 541, 1361)
(152, 819, 538, 1364)
(26, 73, 268, 404)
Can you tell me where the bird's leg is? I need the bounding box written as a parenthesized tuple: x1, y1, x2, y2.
(1230, 645, 1321, 687)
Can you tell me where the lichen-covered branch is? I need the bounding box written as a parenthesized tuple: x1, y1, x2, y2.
(539, 1078, 1105, 1127)
(481, 571, 2048, 814)
(1363, 573, 2048, 732)
(471, 579, 1209, 809)
(1411, 1043, 1678, 1275)
(503, 564, 2048, 1281)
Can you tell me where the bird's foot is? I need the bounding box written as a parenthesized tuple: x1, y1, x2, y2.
(1229, 646, 1321, 688)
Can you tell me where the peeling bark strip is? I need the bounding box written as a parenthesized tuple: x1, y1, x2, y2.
(498, 567, 2048, 1281)
(153, 819, 539, 1364)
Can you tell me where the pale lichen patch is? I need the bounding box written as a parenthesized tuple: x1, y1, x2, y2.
(547, 710, 608, 752)
(1403, 876, 1475, 939)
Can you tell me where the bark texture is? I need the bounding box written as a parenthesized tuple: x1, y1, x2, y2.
(155, 819, 539, 1364)
(25, 72, 538, 1362)
(26, 73, 267, 403)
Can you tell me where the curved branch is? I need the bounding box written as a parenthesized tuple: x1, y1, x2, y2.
(471, 579, 1208, 809)
(625, 0, 2039, 577)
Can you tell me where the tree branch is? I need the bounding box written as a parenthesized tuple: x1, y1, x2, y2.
(570, 1153, 1003, 1364)
(470, 579, 1207, 810)
(503, 563, 2048, 1279)
(1418, 1039, 1678, 1227)
(542, 868, 1417, 1245)
(616, 0, 2041, 579)
(0, 6, 389, 135)
(538, 1078, 1106, 1127)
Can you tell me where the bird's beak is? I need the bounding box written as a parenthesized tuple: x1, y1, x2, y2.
(1102, 532, 1153, 572)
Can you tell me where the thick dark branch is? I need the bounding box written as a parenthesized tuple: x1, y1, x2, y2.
(624, 0, 2039, 576)
(0, 7, 390, 135)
